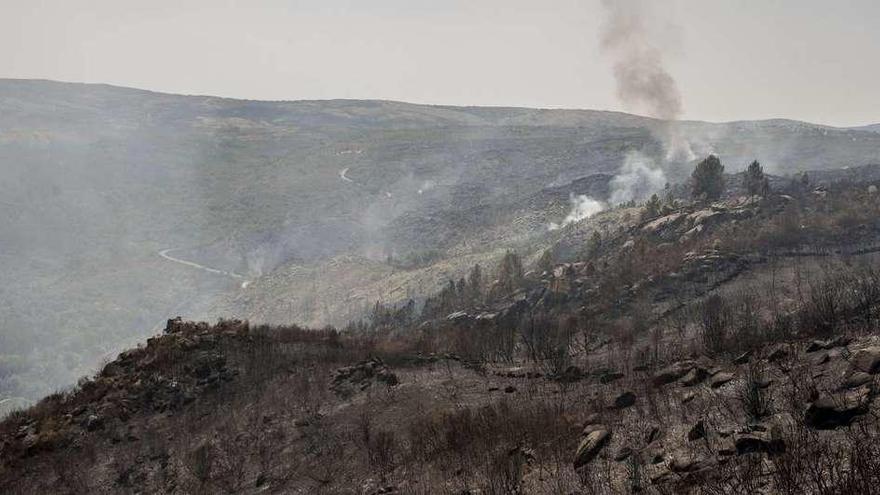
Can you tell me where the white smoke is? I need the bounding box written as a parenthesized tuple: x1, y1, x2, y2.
(549, 194, 606, 230)
(609, 152, 667, 205)
(417, 180, 436, 195)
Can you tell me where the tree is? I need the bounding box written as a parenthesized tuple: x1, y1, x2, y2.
(692, 154, 725, 201)
(497, 251, 524, 294)
(467, 264, 483, 299)
(743, 160, 769, 196)
(537, 249, 555, 275)
(801, 171, 810, 188)
(642, 193, 662, 220)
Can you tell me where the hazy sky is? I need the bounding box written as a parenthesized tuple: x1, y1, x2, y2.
(2, 0, 878, 126)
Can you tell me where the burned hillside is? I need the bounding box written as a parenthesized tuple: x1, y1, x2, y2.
(5, 161, 880, 493)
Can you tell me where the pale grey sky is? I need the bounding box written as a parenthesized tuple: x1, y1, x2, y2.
(1, 0, 878, 126)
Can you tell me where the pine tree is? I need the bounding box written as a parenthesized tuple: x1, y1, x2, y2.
(537, 249, 555, 274)
(743, 160, 768, 196)
(642, 193, 662, 220)
(497, 251, 524, 294)
(467, 264, 483, 299)
(692, 154, 725, 201)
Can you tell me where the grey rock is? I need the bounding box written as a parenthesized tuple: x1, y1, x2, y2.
(574, 429, 611, 469)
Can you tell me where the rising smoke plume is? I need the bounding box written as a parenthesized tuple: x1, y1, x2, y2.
(548, 0, 694, 233)
(549, 194, 606, 230)
(600, 0, 694, 161)
(609, 151, 667, 204)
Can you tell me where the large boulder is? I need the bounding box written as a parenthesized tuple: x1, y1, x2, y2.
(805, 388, 871, 429)
(808, 335, 851, 352)
(734, 431, 785, 455)
(851, 347, 880, 374)
(687, 420, 706, 441)
(574, 428, 611, 469)
(841, 371, 873, 390)
(668, 452, 710, 473)
(652, 361, 695, 386)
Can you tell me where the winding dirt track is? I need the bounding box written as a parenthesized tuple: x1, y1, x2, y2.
(339, 167, 356, 184)
(158, 248, 248, 283)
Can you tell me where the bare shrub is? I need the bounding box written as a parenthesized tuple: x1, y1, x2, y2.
(699, 294, 729, 355)
(738, 362, 770, 422)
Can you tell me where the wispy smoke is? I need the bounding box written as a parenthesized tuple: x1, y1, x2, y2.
(549, 151, 666, 230)
(549, 194, 606, 230)
(609, 151, 667, 204)
(600, 0, 694, 162)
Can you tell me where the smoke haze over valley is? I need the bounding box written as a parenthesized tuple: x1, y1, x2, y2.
(1, 79, 880, 406)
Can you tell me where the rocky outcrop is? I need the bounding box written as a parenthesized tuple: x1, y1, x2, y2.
(574, 427, 611, 469)
(331, 358, 399, 396)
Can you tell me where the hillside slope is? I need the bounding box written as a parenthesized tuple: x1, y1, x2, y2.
(5, 178, 880, 493)
(3, 78, 880, 404)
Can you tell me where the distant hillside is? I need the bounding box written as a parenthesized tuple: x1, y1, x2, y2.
(2, 78, 880, 403)
(852, 123, 880, 133)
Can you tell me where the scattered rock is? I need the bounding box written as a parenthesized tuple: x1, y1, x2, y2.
(599, 371, 625, 384)
(653, 361, 695, 386)
(809, 336, 852, 352)
(574, 429, 611, 469)
(614, 446, 633, 462)
(645, 426, 662, 445)
(841, 371, 873, 390)
(756, 378, 773, 389)
(681, 367, 710, 387)
(733, 351, 751, 365)
(806, 340, 825, 353)
(826, 335, 852, 349)
(668, 452, 709, 473)
(768, 347, 788, 363)
(734, 432, 785, 455)
(710, 372, 735, 388)
(331, 358, 399, 395)
(84, 414, 103, 432)
(556, 365, 583, 383)
(613, 391, 636, 409)
(446, 311, 469, 322)
(688, 420, 706, 441)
